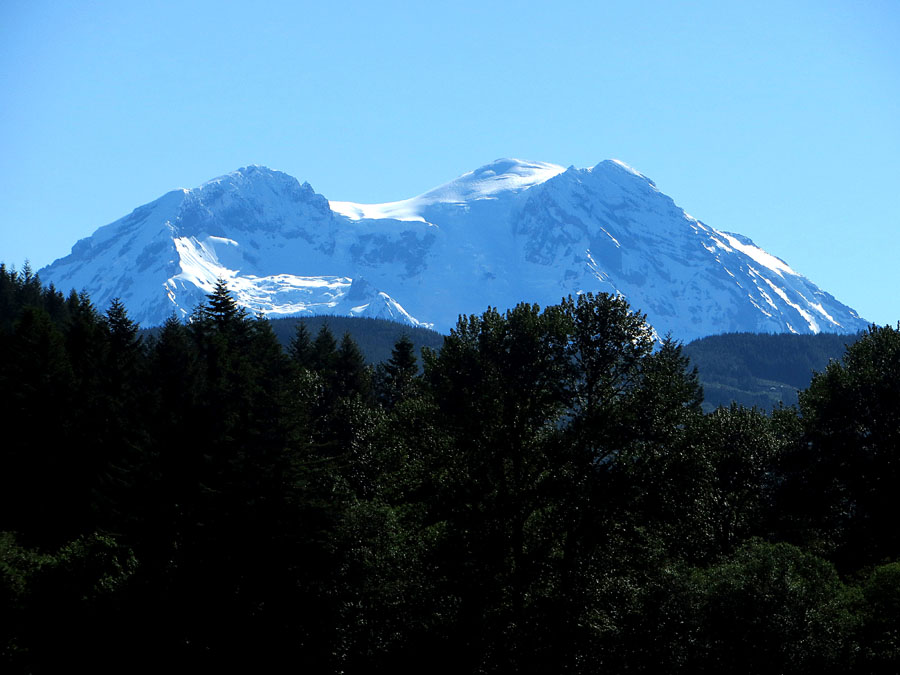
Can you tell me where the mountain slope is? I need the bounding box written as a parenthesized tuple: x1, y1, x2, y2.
(39, 159, 869, 339)
(683, 331, 861, 411)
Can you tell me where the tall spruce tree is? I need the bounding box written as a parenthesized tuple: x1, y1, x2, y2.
(335, 332, 371, 400)
(311, 322, 338, 374)
(289, 321, 314, 368)
(376, 334, 419, 407)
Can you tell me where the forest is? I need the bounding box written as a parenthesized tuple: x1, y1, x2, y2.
(1, 263, 898, 673)
(683, 331, 862, 411)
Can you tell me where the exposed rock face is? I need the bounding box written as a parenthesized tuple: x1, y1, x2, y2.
(40, 159, 868, 339)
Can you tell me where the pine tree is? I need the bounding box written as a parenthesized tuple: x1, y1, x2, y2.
(95, 298, 149, 537)
(311, 323, 338, 374)
(0, 306, 75, 546)
(206, 278, 247, 326)
(376, 334, 419, 407)
(335, 332, 371, 400)
(289, 322, 314, 368)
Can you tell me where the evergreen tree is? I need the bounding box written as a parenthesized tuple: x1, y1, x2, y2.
(0, 307, 76, 546)
(42, 282, 68, 324)
(199, 278, 248, 329)
(9, 271, 899, 671)
(376, 334, 419, 407)
(93, 298, 150, 537)
(334, 332, 371, 400)
(288, 321, 314, 368)
(105, 298, 140, 348)
(311, 322, 338, 374)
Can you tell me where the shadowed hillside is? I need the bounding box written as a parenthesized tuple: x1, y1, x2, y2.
(684, 331, 863, 411)
(267, 315, 445, 365)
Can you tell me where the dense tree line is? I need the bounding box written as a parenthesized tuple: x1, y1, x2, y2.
(1, 263, 898, 673)
(684, 331, 861, 410)
(267, 315, 444, 366)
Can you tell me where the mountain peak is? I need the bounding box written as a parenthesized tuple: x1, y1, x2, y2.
(471, 157, 562, 177)
(459, 157, 565, 186)
(39, 157, 870, 340)
(234, 163, 276, 174)
(416, 158, 566, 205)
(190, 165, 324, 212)
(331, 158, 567, 222)
(200, 164, 290, 187)
(590, 159, 656, 187)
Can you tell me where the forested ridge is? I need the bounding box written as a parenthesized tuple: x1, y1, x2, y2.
(2, 263, 899, 673)
(684, 331, 862, 411)
(142, 314, 446, 368)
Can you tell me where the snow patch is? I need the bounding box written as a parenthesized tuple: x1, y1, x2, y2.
(718, 232, 798, 278)
(762, 277, 819, 332)
(810, 302, 838, 325)
(208, 236, 239, 246)
(609, 159, 646, 178)
(331, 158, 565, 221)
(329, 200, 428, 222)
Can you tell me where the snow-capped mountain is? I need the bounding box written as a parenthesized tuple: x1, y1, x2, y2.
(39, 159, 869, 340)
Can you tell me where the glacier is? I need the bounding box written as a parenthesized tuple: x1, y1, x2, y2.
(38, 159, 869, 340)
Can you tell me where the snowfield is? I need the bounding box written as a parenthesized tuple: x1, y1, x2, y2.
(39, 159, 868, 340)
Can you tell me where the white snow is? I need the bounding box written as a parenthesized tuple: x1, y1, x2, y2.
(208, 236, 239, 246)
(762, 277, 819, 332)
(609, 159, 647, 179)
(329, 199, 428, 222)
(810, 302, 838, 325)
(331, 158, 565, 221)
(718, 232, 798, 278)
(37, 156, 869, 341)
(600, 227, 621, 247)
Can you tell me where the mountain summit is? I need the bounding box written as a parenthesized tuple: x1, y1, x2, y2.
(39, 160, 868, 340)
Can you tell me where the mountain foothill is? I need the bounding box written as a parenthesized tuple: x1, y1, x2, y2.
(1, 158, 894, 672)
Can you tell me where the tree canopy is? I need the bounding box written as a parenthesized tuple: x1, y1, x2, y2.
(1, 268, 897, 673)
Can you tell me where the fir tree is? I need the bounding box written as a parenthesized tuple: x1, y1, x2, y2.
(376, 334, 419, 407)
(311, 322, 338, 374)
(335, 332, 371, 400)
(289, 322, 314, 368)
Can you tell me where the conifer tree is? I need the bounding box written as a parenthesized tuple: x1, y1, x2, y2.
(0, 306, 75, 545)
(95, 298, 149, 536)
(376, 334, 419, 407)
(204, 277, 247, 327)
(311, 322, 338, 374)
(335, 332, 371, 400)
(289, 321, 314, 368)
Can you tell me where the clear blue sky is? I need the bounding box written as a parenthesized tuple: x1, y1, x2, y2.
(2, 0, 898, 326)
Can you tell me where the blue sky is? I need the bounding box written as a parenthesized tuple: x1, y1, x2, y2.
(1, 0, 898, 326)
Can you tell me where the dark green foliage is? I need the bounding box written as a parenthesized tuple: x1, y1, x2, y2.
(0, 532, 139, 671)
(856, 562, 900, 672)
(267, 313, 444, 364)
(672, 405, 794, 562)
(311, 322, 338, 372)
(2, 266, 898, 672)
(150, 282, 345, 666)
(684, 331, 861, 410)
(0, 307, 75, 541)
(780, 323, 900, 570)
(375, 334, 420, 407)
(335, 332, 372, 400)
(288, 320, 313, 367)
(421, 302, 573, 671)
(417, 296, 710, 672)
(678, 540, 856, 674)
